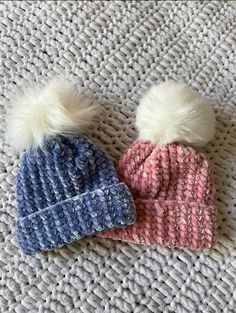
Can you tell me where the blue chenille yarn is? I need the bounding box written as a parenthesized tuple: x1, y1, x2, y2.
(16, 136, 136, 255)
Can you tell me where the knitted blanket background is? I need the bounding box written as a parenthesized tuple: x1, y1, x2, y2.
(1, 1, 236, 312)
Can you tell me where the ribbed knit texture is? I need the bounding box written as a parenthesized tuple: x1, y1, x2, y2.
(16, 136, 136, 255)
(1, 2, 235, 312)
(99, 141, 217, 249)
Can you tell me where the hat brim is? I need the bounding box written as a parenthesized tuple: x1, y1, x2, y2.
(17, 182, 136, 255)
(99, 199, 217, 249)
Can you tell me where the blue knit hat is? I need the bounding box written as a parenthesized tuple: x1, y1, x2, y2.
(16, 136, 135, 255)
(7, 79, 136, 255)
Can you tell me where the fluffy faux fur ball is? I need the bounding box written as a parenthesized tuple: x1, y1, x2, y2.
(136, 82, 215, 147)
(7, 79, 99, 152)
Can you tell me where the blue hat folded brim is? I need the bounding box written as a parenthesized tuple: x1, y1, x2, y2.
(17, 182, 136, 255)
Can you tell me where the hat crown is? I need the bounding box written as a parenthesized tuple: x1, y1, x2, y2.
(118, 141, 214, 205)
(17, 136, 118, 218)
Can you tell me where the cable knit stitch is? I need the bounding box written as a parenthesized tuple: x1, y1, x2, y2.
(16, 136, 136, 255)
(99, 141, 217, 249)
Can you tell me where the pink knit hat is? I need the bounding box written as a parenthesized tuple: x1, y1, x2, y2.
(99, 82, 217, 249)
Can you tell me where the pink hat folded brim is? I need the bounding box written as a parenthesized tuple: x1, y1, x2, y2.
(98, 199, 217, 249)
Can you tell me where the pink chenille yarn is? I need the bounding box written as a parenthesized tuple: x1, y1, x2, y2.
(99, 141, 217, 249)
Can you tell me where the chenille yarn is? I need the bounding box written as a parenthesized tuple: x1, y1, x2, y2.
(16, 136, 135, 255)
(99, 141, 217, 249)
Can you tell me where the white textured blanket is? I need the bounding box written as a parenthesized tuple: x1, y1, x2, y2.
(0, 1, 236, 312)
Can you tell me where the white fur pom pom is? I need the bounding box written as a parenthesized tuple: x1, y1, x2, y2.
(136, 82, 215, 147)
(6, 79, 99, 152)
